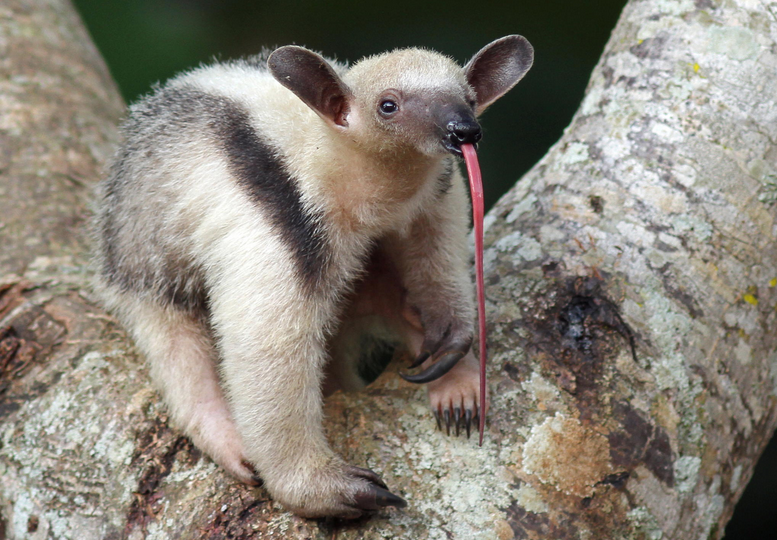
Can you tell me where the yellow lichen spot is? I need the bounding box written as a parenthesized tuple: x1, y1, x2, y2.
(743, 293, 758, 306)
(693, 63, 701, 73)
(769, 278, 777, 287)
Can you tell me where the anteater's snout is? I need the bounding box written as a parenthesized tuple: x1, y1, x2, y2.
(443, 118, 482, 156)
(446, 120, 482, 146)
(435, 100, 482, 155)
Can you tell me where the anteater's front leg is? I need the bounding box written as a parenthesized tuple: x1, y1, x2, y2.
(385, 169, 488, 436)
(208, 248, 405, 518)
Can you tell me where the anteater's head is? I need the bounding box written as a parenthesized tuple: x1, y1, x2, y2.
(267, 36, 533, 158)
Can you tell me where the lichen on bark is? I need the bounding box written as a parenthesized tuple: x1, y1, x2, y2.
(481, 0, 777, 537)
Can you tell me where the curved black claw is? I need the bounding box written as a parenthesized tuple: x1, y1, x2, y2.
(352, 486, 407, 511)
(346, 465, 388, 490)
(407, 351, 431, 370)
(400, 350, 466, 384)
(435, 406, 478, 439)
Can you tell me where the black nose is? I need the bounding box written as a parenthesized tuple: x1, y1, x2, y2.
(446, 120, 482, 145)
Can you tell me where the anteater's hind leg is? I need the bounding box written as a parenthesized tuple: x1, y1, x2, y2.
(324, 246, 405, 395)
(107, 291, 259, 484)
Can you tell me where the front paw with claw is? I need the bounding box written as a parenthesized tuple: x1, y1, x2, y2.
(267, 460, 406, 519)
(400, 318, 473, 384)
(347, 466, 407, 514)
(426, 348, 486, 439)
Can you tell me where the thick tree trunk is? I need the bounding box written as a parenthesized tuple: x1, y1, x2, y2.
(2, 0, 775, 539)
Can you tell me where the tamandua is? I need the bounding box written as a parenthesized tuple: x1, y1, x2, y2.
(93, 35, 533, 518)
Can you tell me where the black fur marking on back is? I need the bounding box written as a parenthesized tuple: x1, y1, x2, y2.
(436, 158, 455, 197)
(212, 93, 330, 292)
(97, 84, 329, 309)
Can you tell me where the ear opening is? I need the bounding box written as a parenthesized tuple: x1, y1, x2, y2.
(268, 46, 353, 128)
(465, 35, 534, 114)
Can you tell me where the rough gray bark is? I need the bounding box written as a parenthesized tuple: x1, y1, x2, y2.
(1, 0, 775, 539)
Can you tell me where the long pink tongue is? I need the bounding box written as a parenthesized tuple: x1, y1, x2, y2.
(460, 143, 487, 446)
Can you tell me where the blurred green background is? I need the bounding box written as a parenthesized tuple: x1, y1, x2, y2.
(71, 1, 775, 538)
(73, 0, 626, 210)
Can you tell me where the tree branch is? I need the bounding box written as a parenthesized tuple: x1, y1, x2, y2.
(1, 0, 775, 539)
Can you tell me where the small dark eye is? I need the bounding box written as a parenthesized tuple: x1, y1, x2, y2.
(379, 100, 399, 115)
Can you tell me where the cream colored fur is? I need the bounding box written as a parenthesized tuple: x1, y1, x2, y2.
(95, 36, 533, 518)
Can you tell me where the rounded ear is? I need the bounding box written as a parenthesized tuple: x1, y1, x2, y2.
(268, 46, 353, 128)
(465, 35, 534, 115)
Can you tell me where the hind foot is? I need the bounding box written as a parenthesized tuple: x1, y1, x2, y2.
(184, 401, 262, 485)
